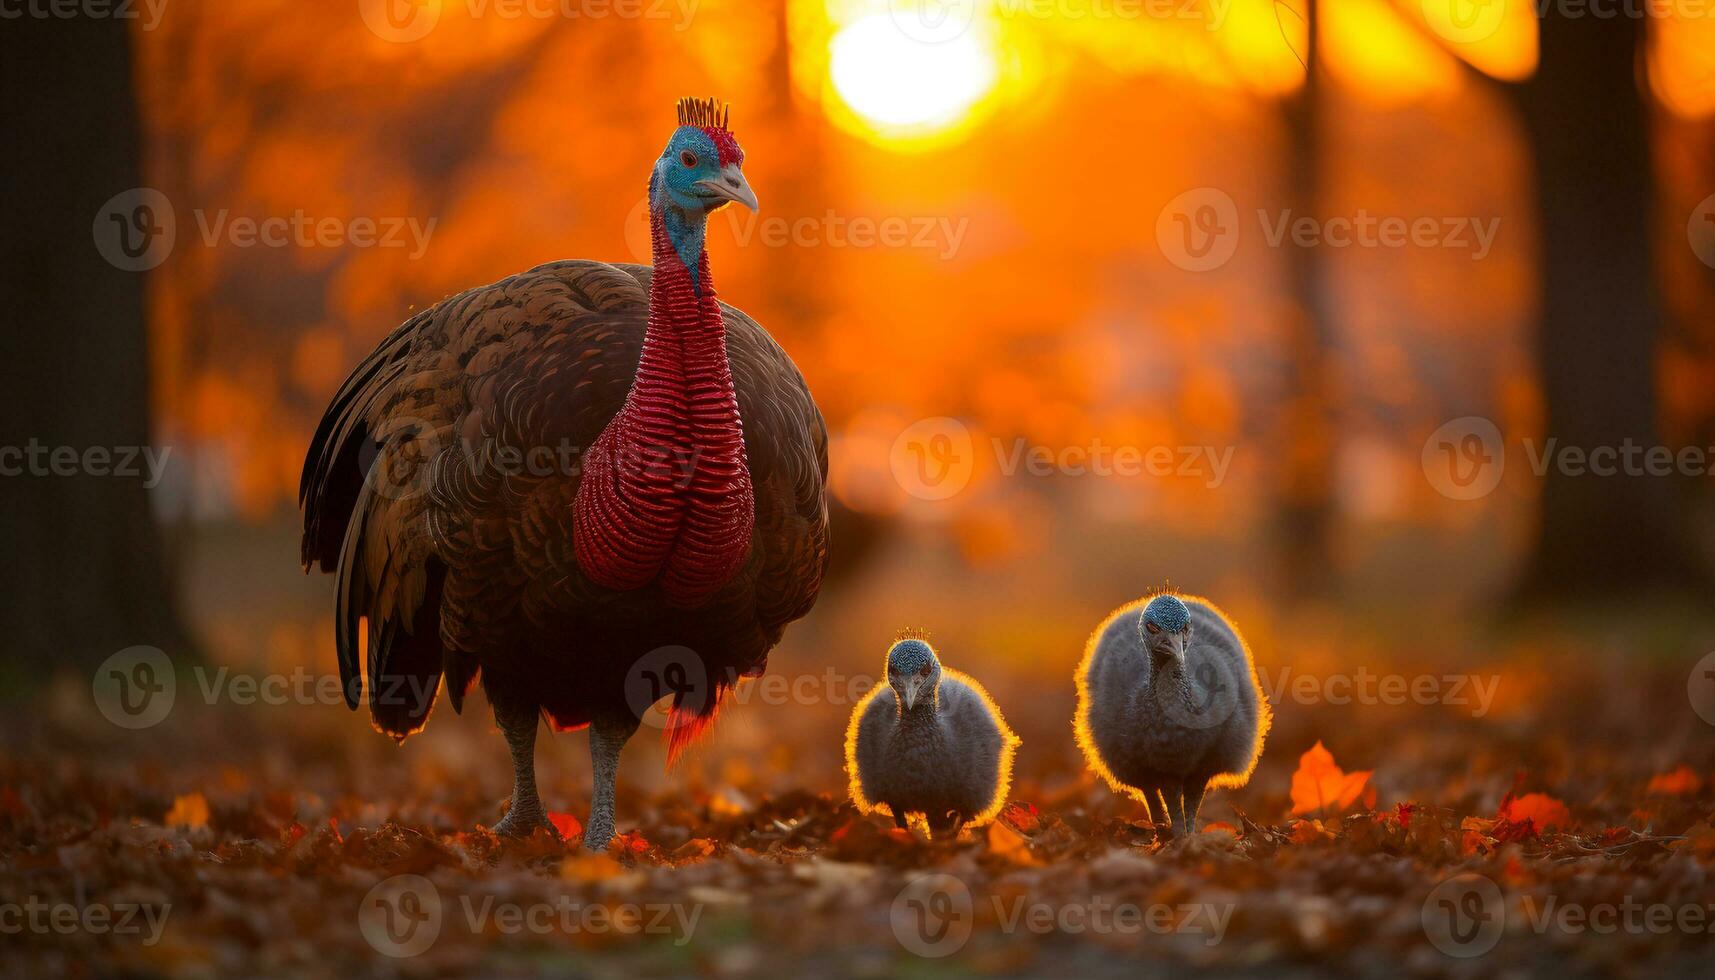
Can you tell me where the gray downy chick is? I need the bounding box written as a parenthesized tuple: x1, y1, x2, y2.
(1075, 593, 1270, 837)
(847, 636, 1021, 839)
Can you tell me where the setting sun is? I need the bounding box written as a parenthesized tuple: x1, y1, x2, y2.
(827, 13, 998, 142)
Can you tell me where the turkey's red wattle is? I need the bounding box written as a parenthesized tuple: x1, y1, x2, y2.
(572, 207, 755, 607)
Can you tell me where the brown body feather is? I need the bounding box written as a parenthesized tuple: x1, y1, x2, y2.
(300, 260, 829, 745)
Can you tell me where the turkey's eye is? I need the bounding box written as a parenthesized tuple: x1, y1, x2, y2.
(1146, 621, 1161, 635)
(680, 150, 698, 168)
(918, 664, 931, 677)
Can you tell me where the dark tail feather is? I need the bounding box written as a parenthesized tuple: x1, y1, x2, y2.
(367, 561, 447, 740)
(300, 316, 418, 572)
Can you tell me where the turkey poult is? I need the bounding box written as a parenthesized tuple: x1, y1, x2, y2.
(1074, 593, 1269, 837)
(845, 636, 1020, 839)
(300, 99, 829, 849)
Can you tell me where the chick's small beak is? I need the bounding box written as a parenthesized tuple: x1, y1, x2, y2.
(696, 163, 758, 212)
(1152, 633, 1187, 668)
(900, 679, 917, 712)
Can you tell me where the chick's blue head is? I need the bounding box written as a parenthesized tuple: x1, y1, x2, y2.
(888, 638, 937, 675)
(1142, 595, 1191, 634)
(886, 637, 942, 711)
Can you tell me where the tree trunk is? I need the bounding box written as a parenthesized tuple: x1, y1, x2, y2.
(1513, 11, 1705, 601)
(0, 15, 191, 683)
(1276, 0, 1337, 597)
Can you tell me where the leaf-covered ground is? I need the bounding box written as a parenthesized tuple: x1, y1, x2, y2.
(5, 640, 1715, 978)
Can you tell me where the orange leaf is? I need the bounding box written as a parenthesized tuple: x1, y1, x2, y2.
(1289, 742, 1374, 817)
(671, 838, 718, 863)
(164, 792, 209, 829)
(1646, 766, 1702, 796)
(1289, 818, 1334, 844)
(998, 801, 1041, 836)
(547, 811, 583, 839)
(1496, 791, 1570, 833)
(560, 853, 625, 881)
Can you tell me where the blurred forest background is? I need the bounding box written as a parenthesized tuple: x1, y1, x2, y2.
(4, 0, 1715, 795)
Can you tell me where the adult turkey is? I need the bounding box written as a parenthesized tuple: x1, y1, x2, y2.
(300, 99, 829, 849)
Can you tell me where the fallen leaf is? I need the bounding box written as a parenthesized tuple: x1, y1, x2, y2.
(1289, 742, 1374, 817)
(547, 811, 583, 839)
(1494, 791, 1571, 840)
(164, 792, 209, 829)
(998, 801, 1041, 835)
(1645, 766, 1702, 796)
(1289, 818, 1334, 844)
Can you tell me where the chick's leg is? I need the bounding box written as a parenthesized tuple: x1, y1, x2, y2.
(584, 714, 640, 851)
(1165, 787, 1189, 837)
(492, 698, 555, 838)
(1181, 779, 1206, 834)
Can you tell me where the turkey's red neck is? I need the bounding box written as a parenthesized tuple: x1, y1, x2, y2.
(572, 205, 755, 607)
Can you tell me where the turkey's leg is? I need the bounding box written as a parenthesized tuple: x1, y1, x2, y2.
(1181, 779, 1206, 834)
(584, 715, 640, 851)
(492, 698, 555, 838)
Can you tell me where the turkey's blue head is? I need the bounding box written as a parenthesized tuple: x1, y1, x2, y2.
(886, 637, 942, 713)
(650, 98, 757, 288)
(1140, 594, 1193, 671)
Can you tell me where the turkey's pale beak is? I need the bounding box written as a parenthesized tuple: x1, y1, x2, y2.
(899, 679, 919, 712)
(696, 164, 758, 212)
